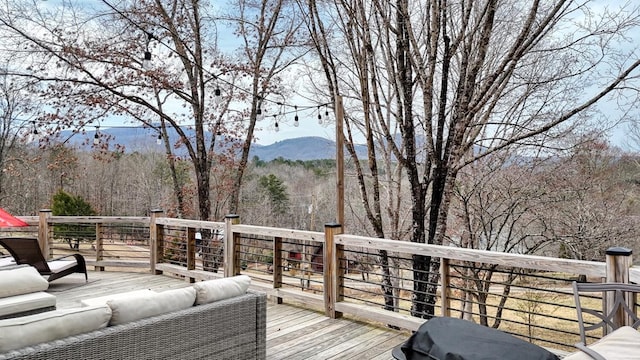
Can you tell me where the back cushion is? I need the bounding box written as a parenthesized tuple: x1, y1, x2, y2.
(0, 266, 48, 298)
(0, 305, 112, 352)
(193, 275, 251, 305)
(107, 286, 196, 326)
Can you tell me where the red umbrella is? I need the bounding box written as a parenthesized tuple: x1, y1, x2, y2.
(0, 208, 29, 227)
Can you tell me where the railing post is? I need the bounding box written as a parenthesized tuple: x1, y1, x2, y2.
(149, 209, 164, 275)
(273, 236, 284, 304)
(38, 209, 51, 259)
(186, 227, 196, 282)
(440, 258, 451, 317)
(95, 223, 104, 271)
(324, 222, 343, 319)
(605, 246, 633, 328)
(224, 214, 240, 277)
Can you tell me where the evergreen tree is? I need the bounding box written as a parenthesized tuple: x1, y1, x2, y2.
(52, 190, 96, 249)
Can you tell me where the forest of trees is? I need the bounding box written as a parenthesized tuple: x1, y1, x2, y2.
(1, 0, 640, 318)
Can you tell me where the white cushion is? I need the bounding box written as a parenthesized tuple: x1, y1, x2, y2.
(193, 275, 251, 305)
(564, 326, 640, 359)
(0, 257, 15, 267)
(80, 289, 156, 307)
(47, 260, 77, 272)
(0, 266, 48, 298)
(0, 305, 111, 352)
(0, 292, 56, 317)
(107, 286, 196, 326)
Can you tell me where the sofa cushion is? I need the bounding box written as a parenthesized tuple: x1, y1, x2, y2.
(80, 289, 156, 307)
(0, 304, 111, 352)
(107, 286, 196, 326)
(193, 275, 251, 305)
(0, 266, 48, 298)
(563, 326, 640, 360)
(0, 292, 56, 318)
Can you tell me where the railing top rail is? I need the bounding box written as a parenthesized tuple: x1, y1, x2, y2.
(155, 218, 224, 229)
(630, 267, 640, 284)
(48, 216, 150, 224)
(231, 224, 324, 243)
(337, 234, 606, 277)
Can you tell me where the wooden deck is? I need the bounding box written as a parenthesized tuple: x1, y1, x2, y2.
(49, 271, 408, 360)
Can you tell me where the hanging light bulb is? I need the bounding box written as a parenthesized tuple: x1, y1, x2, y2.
(214, 86, 222, 105)
(273, 115, 279, 132)
(294, 106, 299, 127)
(256, 99, 264, 121)
(156, 134, 162, 145)
(275, 121, 279, 132)
(32, 121, 38, 135)
(143, 32, 153, 69)
(316, 105, 323, 124)
(93, 133, 100, 145)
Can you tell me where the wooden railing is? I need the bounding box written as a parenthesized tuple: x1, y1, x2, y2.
(2, 210, 638, 352)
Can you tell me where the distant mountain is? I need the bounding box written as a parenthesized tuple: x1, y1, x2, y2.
(58, 128, 368, 161)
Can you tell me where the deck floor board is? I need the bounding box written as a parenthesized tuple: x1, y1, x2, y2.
(50, 271, 407, 360)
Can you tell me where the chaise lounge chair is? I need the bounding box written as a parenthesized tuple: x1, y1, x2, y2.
(0, 237, 87, 283)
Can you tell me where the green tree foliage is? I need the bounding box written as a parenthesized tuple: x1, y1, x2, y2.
(258, 174, 289, 214)
(52, 190, 96, 249)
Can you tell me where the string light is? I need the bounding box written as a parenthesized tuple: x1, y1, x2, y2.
(293, 105, 299, 127)
(273, 115, 279, 132)
(101, 0, 330, 132)
(93, 126, 100, 145)
(156, 133, 162, 145)
(32, 121, 38, 135)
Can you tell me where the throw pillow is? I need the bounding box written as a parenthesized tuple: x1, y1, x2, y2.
(107, 286, 196, 326)
(0, 305, 111, 352)
(193, 275, 251, 305)
(0, 266, 48, 298)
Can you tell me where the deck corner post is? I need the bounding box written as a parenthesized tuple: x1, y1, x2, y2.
(95, 222, 104, 271)
(606, 246, 633, 327)
(150, 209, 164, 275)
(440, 258, 451, 317)
(224, 214, 241, 277)
(273, 236, 284, 304)
(186, 227, 196, 277)
(38, 209, 52, 259)
(324, 222, 343, 319)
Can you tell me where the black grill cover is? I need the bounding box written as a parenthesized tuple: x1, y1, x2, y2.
(393, 317, 560, 360)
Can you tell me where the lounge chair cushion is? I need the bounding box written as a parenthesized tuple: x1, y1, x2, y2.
(193, 275, 251, 305)
(563, 326, 640, 360)
(0, 266, 48, 298)
(0, 292, 56, 318)
(0, 304, 111, 352)
(107, 286, 196, 326)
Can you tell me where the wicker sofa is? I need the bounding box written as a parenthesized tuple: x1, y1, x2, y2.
(0, 280, 266, 360)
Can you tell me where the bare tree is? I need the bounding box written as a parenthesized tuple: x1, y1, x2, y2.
(535, 139, 640, 261)
(304, 0, 640, 318)
(0, 60, 40, 205)
(0, 0, 307, 221)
